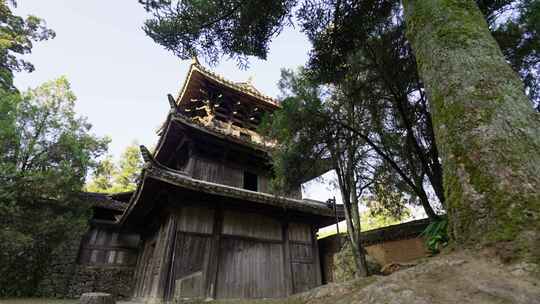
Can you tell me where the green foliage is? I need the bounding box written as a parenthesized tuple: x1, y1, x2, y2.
(139, 0, 295, 66)
(263, 68, 379, 276)
(0, 77, 108, 297)
(259, 69, 329, 194)
(0, 0, 55, 91)
(420, 216, 449, 254)
(85, 143, 143, 193)
(362, 207, 411, 231)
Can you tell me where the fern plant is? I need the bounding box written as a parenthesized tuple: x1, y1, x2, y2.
(420, 216, 449, 254)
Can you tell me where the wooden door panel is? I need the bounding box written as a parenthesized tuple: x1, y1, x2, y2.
(172, 233, 211, 299)
(216, 238, 285, 299)
(292, 262, 317, 294)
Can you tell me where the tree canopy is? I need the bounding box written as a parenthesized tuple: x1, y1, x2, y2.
(0, 77, 108, 296)
(0, 0, 55, 91)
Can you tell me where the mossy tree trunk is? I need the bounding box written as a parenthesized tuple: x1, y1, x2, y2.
(402, 0, 540, 259)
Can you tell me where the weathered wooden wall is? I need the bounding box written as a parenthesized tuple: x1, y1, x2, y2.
(187, 154, 272, 193)
(132, 205, 322, 302)
(132, 213, 176, 303)
(171, 206, 214, 300)
(79, 227, 139, 267)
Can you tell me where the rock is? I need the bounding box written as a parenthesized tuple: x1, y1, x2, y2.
(296, 250, 540, 304)
(380, 262, 415, 275)
(510, 261, 539, 277)
(80, 292, 115, 304)
(333, 240, 382, 282)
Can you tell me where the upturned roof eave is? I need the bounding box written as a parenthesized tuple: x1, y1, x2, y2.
(153, 112, 274, 164)
(175, 60, 281, 109)
(144, 164, 334, 217)
(119, 157, 337, 226)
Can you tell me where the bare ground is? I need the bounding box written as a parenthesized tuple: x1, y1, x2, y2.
(290, 249, 540, 304)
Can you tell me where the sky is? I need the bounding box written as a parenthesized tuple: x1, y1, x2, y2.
(13, 0, 338, 202)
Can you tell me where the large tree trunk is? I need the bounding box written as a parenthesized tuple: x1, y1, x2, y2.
(402, 0, 540, 259)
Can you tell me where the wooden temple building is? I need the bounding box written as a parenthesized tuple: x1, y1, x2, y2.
(78, 60, 342, 302)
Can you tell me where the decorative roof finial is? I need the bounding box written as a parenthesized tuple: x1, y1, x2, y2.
(191, 56, 200, 65)
(247, 76, 254, 84)
(139, 145, 153, 163)
(167, 94, 177, 110)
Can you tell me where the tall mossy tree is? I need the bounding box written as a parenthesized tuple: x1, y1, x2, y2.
(402, 0, 540, 259)
(0, 77, 108, 296)
(139, 0, 540, 259)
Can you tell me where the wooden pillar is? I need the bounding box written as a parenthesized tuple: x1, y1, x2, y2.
(312, 225, 322, 286)
(205, 206, 223, 299)
(282, 219, 293, 296)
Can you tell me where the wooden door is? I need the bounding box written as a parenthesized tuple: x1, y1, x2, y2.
(216, 238, 285, 299)
(172, 233, 212, 299)
(289, 223, 319, 293)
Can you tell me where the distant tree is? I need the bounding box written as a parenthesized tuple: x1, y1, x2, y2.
(361, 207, 411, 231)
(0, 0, 55, 91)
(86, 143, 143, 193)
(0, 77, 108, 296)
(85, 156, 116, 193)
(114, 144, 143, 191)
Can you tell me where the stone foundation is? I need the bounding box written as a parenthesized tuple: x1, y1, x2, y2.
(36, 223, 135, 299)
(66, 266, 134, 299)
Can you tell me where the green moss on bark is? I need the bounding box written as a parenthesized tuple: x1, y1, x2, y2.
(403, 0, 540, 262)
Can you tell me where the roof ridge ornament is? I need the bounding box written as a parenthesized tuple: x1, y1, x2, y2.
(191, 56, 200, 65)
(167, 94, 177, 110)
(139, 145, 153, 163)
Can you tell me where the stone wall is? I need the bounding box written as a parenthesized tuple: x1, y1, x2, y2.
(332, 241, 382, 282)
(66, 266, 134, 299)
(319, 219, 430, 283)
(36, 223, 136, 299)
(36, 222, 88, 297)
